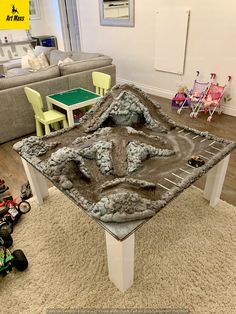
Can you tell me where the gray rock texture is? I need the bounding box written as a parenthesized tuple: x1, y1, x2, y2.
(13, 136, 60, 157)
(79, 140, 113, 175)
(13, 84, 236, 224)
(91, 192, 155, 222)
(84, 90, 169, 133)
(127, 141, 175, 173)
(41, 147, 91, 186)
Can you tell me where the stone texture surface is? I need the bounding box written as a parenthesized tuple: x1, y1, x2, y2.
(14, 84, 236, 224)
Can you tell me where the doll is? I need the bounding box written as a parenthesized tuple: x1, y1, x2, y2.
(189, 91, 200, 102)
(203, 94, 218, 109)
(173, 86, 187, 105)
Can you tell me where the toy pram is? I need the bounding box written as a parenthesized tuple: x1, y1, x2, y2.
(190, 76, 231, 122)
(176, 72, 214, 115)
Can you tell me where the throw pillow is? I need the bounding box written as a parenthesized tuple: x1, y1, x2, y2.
(21, 54, 30, 69)
(28, 52, 49, 71)
(21, 49, 35, 69)
(57, 57, 73, 66)
(34, 46, 56, 63)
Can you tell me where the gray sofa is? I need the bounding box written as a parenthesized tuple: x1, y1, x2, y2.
(0, 48, 116, 143)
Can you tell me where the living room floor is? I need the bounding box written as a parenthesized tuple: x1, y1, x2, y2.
(0, 94, 235, 206)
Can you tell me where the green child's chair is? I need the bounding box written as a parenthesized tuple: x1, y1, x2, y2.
(92, 71, 111, 96)
(24, 87, 68, 137)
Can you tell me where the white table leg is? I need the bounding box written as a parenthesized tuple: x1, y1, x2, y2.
(21, 158, 49, 205)
(204, 154, 230, 207)
(105, 231, 134, 292)
(67, 109, 74, 127)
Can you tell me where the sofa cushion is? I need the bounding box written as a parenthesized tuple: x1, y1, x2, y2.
(3, 59, 22, 70)
(50, 50, 73, 65)
(6, 68, 30, 77)
(59, 56, 113, 76)
(0, 65, 60, 90)
(71, 52, 103, 61)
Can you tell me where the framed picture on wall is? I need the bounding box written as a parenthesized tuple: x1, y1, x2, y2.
(30, 0, 40, 20)
(99, 0, 135, 27)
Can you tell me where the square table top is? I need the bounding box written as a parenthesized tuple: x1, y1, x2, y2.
(14, 84, 236, 241)
(48, 88, 100, 107)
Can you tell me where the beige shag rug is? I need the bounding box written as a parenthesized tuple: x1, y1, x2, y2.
(0, 186, 236, 314)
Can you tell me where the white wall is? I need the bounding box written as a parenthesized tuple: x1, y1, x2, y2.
(77, 0, 236, 116)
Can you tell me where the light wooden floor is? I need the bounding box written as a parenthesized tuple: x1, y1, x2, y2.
(0, 96, 235, 206)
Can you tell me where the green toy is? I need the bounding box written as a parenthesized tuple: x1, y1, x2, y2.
(0, 230, 28, 276)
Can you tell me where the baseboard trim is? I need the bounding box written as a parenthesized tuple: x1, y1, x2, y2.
(117, 77, 236, 117)
(117, 77, 173, 99)
(221, 105, 236, 117)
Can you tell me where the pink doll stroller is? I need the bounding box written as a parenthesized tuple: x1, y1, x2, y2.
(190, 76, 231, 122)
(176, 72, 215, 115)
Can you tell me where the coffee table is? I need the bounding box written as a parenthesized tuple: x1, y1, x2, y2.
(15, 84, 235, 293)
(46, 88, 101, 126)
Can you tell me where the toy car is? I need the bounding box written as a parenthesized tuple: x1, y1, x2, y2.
(188, 155, 205, 168)
(0, 199, 31, 234)
(0, 230, 28, 276)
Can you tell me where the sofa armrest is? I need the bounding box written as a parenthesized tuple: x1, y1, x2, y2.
(0, 65, 60, 90)
(3, 59, 22, 70)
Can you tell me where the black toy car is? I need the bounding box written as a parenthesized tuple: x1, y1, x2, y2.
(188, 155, 205, 168)
(0, 230, 28, 276)
(0, 199, 31, 234)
